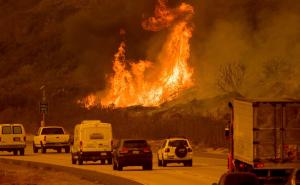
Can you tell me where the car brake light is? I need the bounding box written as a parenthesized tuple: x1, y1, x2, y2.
(239, 163, 245, 169)
(254, 162, 264, 168)
(119, 147, 128, 154)
(143, 147, 151, 153)
(188, 148, 192, 152)
(165, 148, 170, 153)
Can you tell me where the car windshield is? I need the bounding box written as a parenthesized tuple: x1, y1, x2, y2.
(123, 140, 148, 148)
(168, 140, 188, 147)
(2, 126, 11, 134)
(41, 128, 64, 135)
(13, 126, 22, 134)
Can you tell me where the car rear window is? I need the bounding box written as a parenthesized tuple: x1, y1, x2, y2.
(168, 140, 188, 147)
(90, 133, 104, 140)
(123, 140, 148, 148)
(13, 126, 22, 134)
(2, 126, 11, 134)
(41, 128, 64, 135)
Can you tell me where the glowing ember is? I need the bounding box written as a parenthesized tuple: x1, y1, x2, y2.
(80, 0, 194, 108)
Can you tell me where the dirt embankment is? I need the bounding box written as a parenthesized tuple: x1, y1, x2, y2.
(0, 161, 101, 185)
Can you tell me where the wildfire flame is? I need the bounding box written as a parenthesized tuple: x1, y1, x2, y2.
(79, 0, 194, 108)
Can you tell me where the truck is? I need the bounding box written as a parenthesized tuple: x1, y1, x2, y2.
(227, 98, 300, 184)
(71, 120, 113, 165)
(33, 126, 70, 153)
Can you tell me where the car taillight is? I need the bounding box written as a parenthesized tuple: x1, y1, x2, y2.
(165, 148, 170, 153)
(188, 148, 192, 152)
(24, 136, 26, 142)
(143, 147, 151, 153)
(119, 147, 128, 154)
(44, 136, 46, 141)
(254, 162, 264, 168)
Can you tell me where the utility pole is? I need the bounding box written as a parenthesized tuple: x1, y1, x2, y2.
(40, 85, 48, 127)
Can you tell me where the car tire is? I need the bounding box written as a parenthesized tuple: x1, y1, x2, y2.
(71, 154, 77, 164)
(108, 158, 112, 165)
(117, 163, 123, 171)
(57, 148, 62, 153)
(175, 146, 188, 158)
(33, 144, 38, 153)
(184, 160, 192, 167)
(13, 150, 18, 156)
(113, 161, 117, 170)
(101, 159, 105, 165)
(158, 159, 162, 166)
(20, 148, 25, 156)
(78, 157, 83, 165)
(65, 146, 70, 153)
(162, 159, 167, 167)
(42, 148, 46, 154)
(143, 163, 153, 170)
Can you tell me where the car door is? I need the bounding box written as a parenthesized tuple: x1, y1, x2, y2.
(1, 125, 13, 145)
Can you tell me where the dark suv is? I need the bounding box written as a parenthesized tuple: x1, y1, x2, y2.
(112, 139, 153, 171)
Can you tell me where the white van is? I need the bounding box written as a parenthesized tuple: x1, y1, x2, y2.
(0, 124, 26, 155)
(71, 120, 112, 165)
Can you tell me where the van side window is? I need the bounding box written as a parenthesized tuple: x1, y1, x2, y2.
(2, 126, 11, 134)
(13, 126, 22, 134)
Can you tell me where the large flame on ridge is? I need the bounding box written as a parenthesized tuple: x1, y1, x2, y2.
(79, 0, 194, 108)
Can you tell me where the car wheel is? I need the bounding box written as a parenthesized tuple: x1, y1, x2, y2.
(162, 159, 167, 167)
(13, 150, 18, 156)
(78, 157, 83, 165)
(117, 162, 123, 171)
(143, 163, 153, 170)
(33, 145, 38, 153)
(65, 146, 70, 153)
(42, 148, 46, 154)
(71, 154, 77, 164)
(113, 161, 117, 170)
(107, 158, 112, 165)
(57, 148, 62, 153)
(101, 159, 105, 165)
(158, 159, 162, 166)
(20, 148, 25, 156)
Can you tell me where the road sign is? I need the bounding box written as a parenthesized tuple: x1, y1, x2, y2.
(40, 102, 48, 114)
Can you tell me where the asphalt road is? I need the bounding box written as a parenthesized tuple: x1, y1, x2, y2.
(0, 145, 227, 185)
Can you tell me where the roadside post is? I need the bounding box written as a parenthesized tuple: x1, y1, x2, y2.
(40, 85, 48, 127)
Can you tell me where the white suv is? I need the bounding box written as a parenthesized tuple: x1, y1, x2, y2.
(0, 124, 26, 155)
(157, 137, 193, 167)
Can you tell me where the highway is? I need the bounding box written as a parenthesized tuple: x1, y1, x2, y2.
(0, 145, 227, 185)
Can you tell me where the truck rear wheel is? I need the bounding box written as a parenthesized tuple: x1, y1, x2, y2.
(13, 150, 18, 155)
(65, 146, 70, 153)
(33, 145, 38, 153)
(20, 148, 25, 156)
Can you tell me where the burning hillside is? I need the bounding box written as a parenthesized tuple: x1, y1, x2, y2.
(79, 0, 194, 108)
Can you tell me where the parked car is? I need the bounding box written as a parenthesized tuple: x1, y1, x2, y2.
(112, 139, 152, 171)
(157, 137, 192, 167)
(71, 120, 113, 165)
(0, 123, 26, 155)
(33, 126, 70, 153)
(212, 172, 259, 185)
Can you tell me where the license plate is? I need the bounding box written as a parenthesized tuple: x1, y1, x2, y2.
(132, 151, 140, 154)
(13, 137, 20, 141)
(101, 153, 107, 156)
